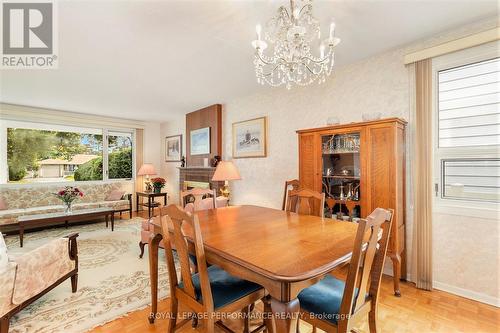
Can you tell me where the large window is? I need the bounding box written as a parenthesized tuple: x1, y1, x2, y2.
(436, 57, 500, 203)
(2, 121, 134, 183)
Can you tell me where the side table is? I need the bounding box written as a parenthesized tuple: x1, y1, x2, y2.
(136, 191, 167, 218)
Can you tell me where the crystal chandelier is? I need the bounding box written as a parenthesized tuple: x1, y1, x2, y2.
(252, 0, 340, 89)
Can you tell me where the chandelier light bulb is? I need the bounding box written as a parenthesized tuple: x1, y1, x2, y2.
(320, 44, 325, 58)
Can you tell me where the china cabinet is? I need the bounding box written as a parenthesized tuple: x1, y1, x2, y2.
(297, 117, 407, 296)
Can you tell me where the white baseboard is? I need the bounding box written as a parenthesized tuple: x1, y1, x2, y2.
(433, 281, 500, 307)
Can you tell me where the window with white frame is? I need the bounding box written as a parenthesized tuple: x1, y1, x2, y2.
(437, 57, 500, 203)
(1, 121, 134, 183)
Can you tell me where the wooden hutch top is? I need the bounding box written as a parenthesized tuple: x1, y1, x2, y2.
(296, 117, 407, 134)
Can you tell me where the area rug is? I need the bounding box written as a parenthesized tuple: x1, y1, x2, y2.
(4, 218, 172, 333)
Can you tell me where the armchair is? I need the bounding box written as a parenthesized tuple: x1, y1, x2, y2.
(0, 233, 78, 333)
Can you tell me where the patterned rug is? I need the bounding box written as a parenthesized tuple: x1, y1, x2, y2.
(4, 218, 171, 333)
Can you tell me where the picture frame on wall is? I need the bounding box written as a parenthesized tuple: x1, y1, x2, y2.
(165, 134, 182, 162)
(232, 117, 267, 158)
(190, 127, 211, 155)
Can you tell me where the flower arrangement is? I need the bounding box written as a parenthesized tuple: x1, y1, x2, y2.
(54, 186, 84, 213)
(151, 177, 166, 193)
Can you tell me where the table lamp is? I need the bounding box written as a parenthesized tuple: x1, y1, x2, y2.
(212, 161, 241, 200)
(137, 163, 157, 192)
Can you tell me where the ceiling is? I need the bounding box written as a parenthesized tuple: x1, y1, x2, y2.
(0, 0, 497, 121)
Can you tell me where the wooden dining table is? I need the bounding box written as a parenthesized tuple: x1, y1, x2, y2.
(148, 205, 360, 333)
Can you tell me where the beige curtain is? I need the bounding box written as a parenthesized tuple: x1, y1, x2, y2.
(134, 129, 144, 211)
(412, 59, 433, 290)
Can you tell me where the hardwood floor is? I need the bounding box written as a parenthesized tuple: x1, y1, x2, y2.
(89, 210, 500, 333)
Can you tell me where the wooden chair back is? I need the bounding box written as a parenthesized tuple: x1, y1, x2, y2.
(159, 204, 215, 311)
(281, 179, 300, 210)
(180, 188, 216, 212)
(285, 189, 325, 217)
(340, 208, 394, 318)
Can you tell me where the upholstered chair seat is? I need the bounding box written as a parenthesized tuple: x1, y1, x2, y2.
(181, 265, 262, 309)
(298, 275, 363, 325)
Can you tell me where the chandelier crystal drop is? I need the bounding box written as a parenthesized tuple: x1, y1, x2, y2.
(252, 0, 340, 89)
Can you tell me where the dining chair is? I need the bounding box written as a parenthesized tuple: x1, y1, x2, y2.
(180, 188, 217, 213)
(159, 204, 267, 333)
(285, 189, 325, 217)
(296, 208, 394, 333)
(282, 179, 300, 210)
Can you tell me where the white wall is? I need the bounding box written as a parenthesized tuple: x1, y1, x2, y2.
(159, 18, 499, 305)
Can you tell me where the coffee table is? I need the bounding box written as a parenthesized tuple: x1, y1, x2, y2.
(17, 207, 114, 247)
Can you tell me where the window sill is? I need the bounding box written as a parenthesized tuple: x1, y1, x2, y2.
(433, 199, 499, 219)
(0, 179, 135, 189)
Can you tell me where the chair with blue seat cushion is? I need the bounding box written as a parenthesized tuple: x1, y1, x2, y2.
(159, 204, 267, 333)
(297, 208, 394, 333)
(182, 265, 262, 309)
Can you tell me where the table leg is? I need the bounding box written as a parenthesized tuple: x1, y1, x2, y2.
(19, 224, 24, 248)
(136, 194, 139, 212)
(164, 194, 167, 206)
(148, 233, 162, 324)
(111, 213, 115, 231)
(105, 214, 109, 228)
(270, 297, 300, 333)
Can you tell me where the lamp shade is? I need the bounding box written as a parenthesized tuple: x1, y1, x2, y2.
(212, 161, 241, 181)
(137, 163, 157, 176)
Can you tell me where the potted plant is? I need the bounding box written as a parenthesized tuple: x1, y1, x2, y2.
(54, 186, 84, 214)
(151, 177, 166, 194)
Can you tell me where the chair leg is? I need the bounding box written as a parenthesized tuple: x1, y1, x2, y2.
(0, 316, 10, 333)
(120, 212, 122, 219)
(191, 313, 199, 328)
(139, 241, 146, 258)
(368, 308, 378, 333)
(71, 273, 78, 292)
(206, 316, 215, 333)
(167, 297, 178, 333)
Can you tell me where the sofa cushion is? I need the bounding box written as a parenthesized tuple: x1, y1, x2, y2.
(99, 200, 129, 209)
(0, 209, 26, 219)
(23, 205, 65, 214)
(105, 190, 125, 201)
(0, 197, 6, 210)
(72, 202, 100, 210)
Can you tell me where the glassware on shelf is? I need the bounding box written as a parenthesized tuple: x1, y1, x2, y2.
(322, 133, 360, 154)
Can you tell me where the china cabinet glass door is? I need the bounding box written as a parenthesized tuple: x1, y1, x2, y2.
(321, 132, 361, 221)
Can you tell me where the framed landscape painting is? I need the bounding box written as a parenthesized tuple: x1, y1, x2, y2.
(165, 134, 182, 162)
(232, 117, 267, 158)
(190, 127, 211, 155)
